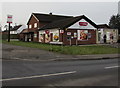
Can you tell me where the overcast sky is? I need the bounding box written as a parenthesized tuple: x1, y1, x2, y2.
(1, 1, 119, 28)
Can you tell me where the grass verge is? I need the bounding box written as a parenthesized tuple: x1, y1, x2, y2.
(2, 40, 119, 55)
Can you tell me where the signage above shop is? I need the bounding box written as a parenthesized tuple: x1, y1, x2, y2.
(79, 22, 88, 26)
(67, 32, 71, 35)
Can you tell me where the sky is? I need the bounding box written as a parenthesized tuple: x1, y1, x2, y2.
(0, 0, 119, 30)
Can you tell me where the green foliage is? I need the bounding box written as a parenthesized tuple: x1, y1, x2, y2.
(109, 14, 120, 34)
(2, 41, 119, 55)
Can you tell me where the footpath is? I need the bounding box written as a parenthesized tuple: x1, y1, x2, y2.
(1, 43, 120, 61)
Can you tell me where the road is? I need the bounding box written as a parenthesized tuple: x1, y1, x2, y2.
(2, 58, 119, 87)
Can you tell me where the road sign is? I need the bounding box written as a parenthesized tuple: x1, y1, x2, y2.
(7, 15, 12, 23)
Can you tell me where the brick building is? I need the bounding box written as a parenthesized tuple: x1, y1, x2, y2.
(20, 13, 118, 45)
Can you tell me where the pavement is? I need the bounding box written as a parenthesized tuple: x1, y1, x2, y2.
(1, 43, 120, 61)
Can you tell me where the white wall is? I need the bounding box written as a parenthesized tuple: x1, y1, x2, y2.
(68, 19, 96, 29)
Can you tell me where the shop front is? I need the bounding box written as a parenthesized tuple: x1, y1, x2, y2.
(39, 28, 63, 44)
(61, 29, 96, 45)
(96, 28, 118, 44)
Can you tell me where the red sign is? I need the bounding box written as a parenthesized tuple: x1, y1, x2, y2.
(79, 22, 88, 26)
(45, 30, 49, 34)
(67, 32, 71, 35)
(7, 15, 12, 23)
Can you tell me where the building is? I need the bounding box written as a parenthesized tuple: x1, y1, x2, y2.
(39, 15, 98, 45)
(96, 24, 118, 44)
(20, 13, 118, 45)
(21, 13, 73, 42)
(20, 13, 98, 45)
(2, 25, 26, 40)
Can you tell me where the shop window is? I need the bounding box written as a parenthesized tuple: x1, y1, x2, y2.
(53, 33, 59, 42)
(77, 30, 88, 41)
(39, 34, 44, 42)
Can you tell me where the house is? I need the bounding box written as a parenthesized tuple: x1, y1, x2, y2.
(10, 25, 22, 34)
(96, 24, 118, 44)
(2, 25, 26, 40)
(19, 28, 29, 41)
(21, 13, 73, 42)
(20, 13, 98, 45)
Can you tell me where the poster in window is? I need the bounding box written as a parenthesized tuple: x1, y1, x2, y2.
(53, 33, 59, 42)
(78, 30, 88, 40)
(45, 34, 50, 43)
(39, 34, 44, 42)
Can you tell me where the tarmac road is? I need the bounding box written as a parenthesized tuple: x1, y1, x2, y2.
(2, 58, 119, 87)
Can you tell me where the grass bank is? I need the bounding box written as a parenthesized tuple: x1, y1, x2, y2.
(2, 41, 119, 55)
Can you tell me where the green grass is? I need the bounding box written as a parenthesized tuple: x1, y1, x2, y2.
(2, 40, 119, 55)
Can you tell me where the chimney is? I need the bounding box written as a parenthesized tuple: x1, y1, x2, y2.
(49, 12, 52, 15)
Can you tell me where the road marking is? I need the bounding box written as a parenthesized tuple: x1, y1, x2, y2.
(104, 66, 119, 69)
(0, 71, 76, 82)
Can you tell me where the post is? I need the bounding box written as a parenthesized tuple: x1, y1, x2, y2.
(7, 15, 12, 42)
(70, 38, 71, 46)
(76, 39, 78, 45)
(8, 23, 10, 42)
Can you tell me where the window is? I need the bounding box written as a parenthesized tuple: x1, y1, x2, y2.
(29, 25, 32, 29)
(34, 23, 37, 28)
(77, 30, 88, 41)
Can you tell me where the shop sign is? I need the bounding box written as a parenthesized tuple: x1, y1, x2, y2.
(60, 30, 64, 34)
(74, 32, 77, 38)
(88, 33, 91, 38)
(45, 30, 49, 34)
(67, 32, 71, 35)
(79, 22, 88, 26)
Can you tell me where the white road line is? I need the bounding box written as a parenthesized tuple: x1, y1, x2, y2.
(104, 66, 119, 69)
(0, 71, 76, 82)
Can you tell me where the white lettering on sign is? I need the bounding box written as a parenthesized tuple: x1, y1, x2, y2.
(7, 15, 12, 23)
